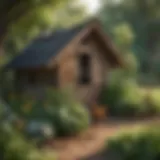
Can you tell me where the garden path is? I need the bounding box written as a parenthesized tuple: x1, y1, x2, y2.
(45, 117, 160, 160)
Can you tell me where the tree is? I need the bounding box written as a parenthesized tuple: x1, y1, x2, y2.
(98, 0, 160, 79)
(113, 23, 138, 77)
(0, 0, 70, 55)
(1, 0, 87, 65)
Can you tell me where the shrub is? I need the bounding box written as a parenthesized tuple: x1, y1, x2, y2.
(144, 91, 160, 116)
(100, 71, 144, 117)
(99, 70, 160, 117)
(0, 124, 56, 160)
(45, 89, 90, 136)
(107, 127, 160, 160)
(0, 120, 33, 160)
(0, 102, 56, 160)
(7, 88, 90, 137)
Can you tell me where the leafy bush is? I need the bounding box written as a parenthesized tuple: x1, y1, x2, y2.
(143, 91, 160, 116)
(0, 117, 36, 160)
(99, 70, 160, 117)
(44, 89, 90, 136)
(7, 88, 90, 137)
(107, 127, 160, 160)
(0, 124, 56, 160)
(0, 124, 32, 160)
(0, 102, 56, 160)
(100, 70, 144, 117)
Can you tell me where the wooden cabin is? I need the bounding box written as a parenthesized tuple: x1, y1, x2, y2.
(5, 18, 123, 106)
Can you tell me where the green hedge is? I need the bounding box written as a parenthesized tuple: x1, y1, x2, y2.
(107, 127, 160, 160)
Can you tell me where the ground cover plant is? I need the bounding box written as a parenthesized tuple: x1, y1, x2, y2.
(7, 88, 90, 141)
(106, 125, 160, 160)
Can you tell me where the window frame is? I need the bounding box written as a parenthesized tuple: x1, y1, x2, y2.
(78, 53, 92, 85)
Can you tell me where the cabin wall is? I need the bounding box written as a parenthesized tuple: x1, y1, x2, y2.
(15, 68, 58, 98)
(57, 33, 109, 105)
(58, 49, 77, 89)
(75, 35, 109, 105)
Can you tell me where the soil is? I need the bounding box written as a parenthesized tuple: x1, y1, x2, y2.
(45, 117, 160, 160)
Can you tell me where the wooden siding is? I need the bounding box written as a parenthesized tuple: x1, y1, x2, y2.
(54, 31, 110, 105)
(15, 68, 59, 97)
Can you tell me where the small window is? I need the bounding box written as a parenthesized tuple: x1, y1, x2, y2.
(78, 54, 91, 84)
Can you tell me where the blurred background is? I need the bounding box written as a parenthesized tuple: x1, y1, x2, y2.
(1, 0, 160, 84)
(0, 0, 160, 160)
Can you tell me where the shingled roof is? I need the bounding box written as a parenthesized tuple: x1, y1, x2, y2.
(5, 22, 86, 69)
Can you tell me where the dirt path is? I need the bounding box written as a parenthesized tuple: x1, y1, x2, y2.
(47, 117, 160, 160)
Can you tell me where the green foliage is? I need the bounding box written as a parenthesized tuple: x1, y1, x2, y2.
(112, 23, 135, 51)
(99, 0, 160, 82)
(100, 70, 141, 116)
(0, 0, 68, 24)
(98, 25, 160, 117)
(151, 59, 160, 79)
(0, 126, 32, 160)
(99, 70, 160, 117)
(0, 115, 41, 160)
(7, 88, 90, 137)
(0, 101, 56, 160)
(0, 125, 56, 160)
(39, 89, 90, 136)
(3, 0, 87, 62)
(143, 90, 160, 115)
(110, 22, 139, 75)
(107, 127, 160, 160)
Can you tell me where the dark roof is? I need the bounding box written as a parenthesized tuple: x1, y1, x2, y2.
(5, 18, 123, 70)
(5, 22, 86, 69)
